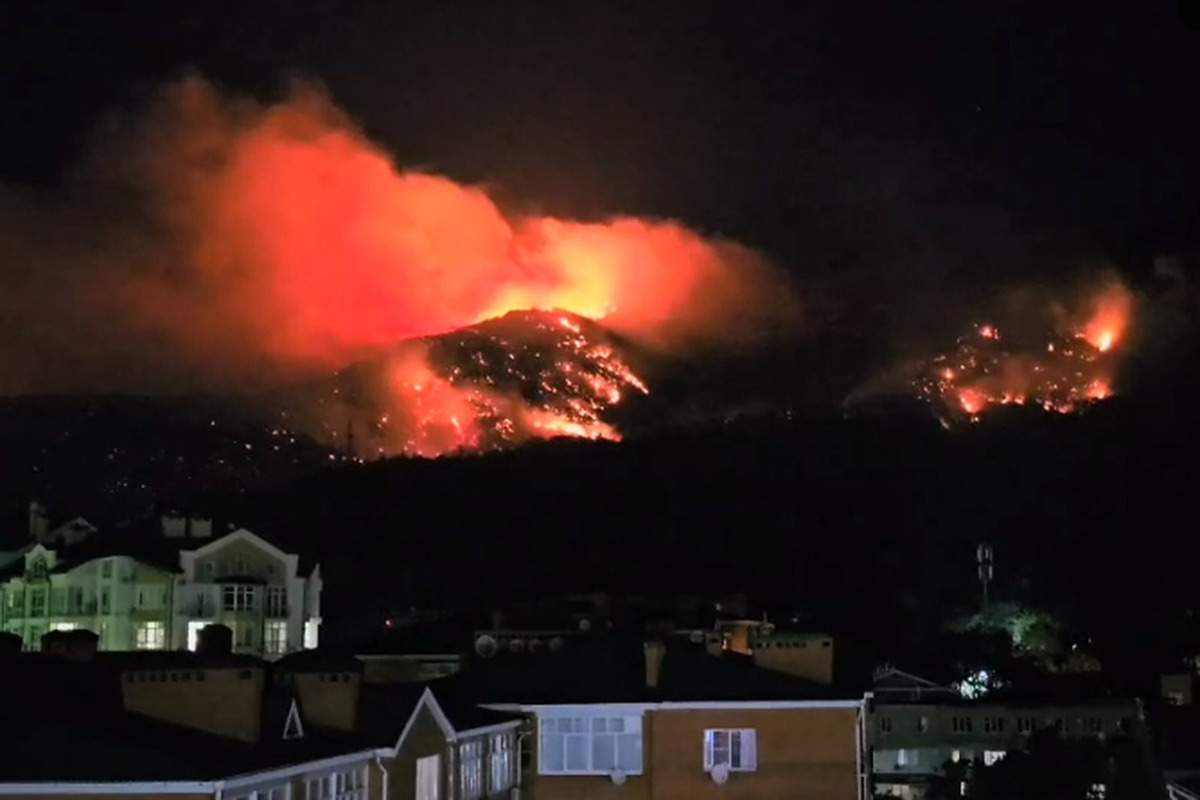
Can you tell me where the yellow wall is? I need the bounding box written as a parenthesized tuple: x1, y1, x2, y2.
(121, 667, 264, 743)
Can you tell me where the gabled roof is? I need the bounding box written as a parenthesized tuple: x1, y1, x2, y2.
(184, 528, 294, 564)
(356, 684, 523, 751)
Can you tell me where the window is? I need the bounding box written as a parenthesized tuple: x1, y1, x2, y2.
(265, 621, 288, 656)
(100, 588, 110, 614)
(539, 715, 643, 774)
(29, 588, 46, 617)
(224, 585, 255, 611)
(704, 729, 758, 773)
(917, 716, 929, 733)
(266, 586, 287, 617)
(952, 716, 972, 733)
(135, 621, 166, 650)
(101, 560, 112, 579)
(878, 717, 893, 733)
(1017, 717, 1035, 733)
(459, 739, 484, 800)
(489, 732, 513, 794)
(228, 790, 288, 800)
(983, 717, 1005, 733)
(305, 768, 365, 800)
(896, 749, 917, 767)
(49, 622, 78, 632)
(983, 750, 1006, 766)
(1085, 718, 1104, 734)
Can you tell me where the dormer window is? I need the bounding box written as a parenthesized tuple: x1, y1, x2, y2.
(28, 557, 48, 580)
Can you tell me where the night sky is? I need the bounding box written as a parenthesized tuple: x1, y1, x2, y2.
(2, 0, 1196, 287)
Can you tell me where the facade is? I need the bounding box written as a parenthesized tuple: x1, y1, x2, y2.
(503, 699, 865, 800)
(448, 634, 869, 800)
(174, 526, 322, 657)
(0, 516, 321, 659)
(867, 668, 1148, 799)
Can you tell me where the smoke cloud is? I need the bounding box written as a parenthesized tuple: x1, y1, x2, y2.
(0, 75, 800, 399)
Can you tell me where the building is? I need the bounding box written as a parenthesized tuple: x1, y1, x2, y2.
(0, 627, 526, 800)
(440, 631, 869, 800)
(867, 667, 1153, 799)
(0, 514, 321, 659)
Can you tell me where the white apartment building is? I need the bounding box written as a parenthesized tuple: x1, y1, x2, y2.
(0, 513, 321, 659)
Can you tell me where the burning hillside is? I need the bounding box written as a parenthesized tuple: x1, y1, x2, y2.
(911, 280, 1132, 425)
(271, 309, 650, 458)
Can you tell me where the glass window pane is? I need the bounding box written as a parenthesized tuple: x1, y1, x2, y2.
(611, 717, 626, 733)
(565, 735, 589, 770)
(541, 733, 564, 772)
(617, 733, 642, 772)
(592, 718, 608, 733)
(592, 734, 617, 771)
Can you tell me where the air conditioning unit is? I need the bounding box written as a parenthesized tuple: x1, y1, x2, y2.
(609, 769, 627, 785)
(474, 634, 498, 658)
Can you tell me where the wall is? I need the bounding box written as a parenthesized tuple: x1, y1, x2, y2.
(121, 666, 264, 742)
(360, 656, 461, 684)
(19, 794, 212, 800)
(388, 704, 452, 800)
(289, 672, 361, 732)
(752, 636, 834, 684)
(648, 708, 859, 800)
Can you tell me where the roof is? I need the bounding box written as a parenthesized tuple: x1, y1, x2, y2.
(438, 632, 849, 705)
(0, 650, 361, 782)
(275, 647, 365, 673)
(95, 650, 267, 672)
(356, 684, 524, 749)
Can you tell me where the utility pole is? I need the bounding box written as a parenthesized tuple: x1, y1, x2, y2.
(977, 543, 994, 611)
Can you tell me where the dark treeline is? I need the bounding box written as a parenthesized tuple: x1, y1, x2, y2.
(200, 391, 1198, 678)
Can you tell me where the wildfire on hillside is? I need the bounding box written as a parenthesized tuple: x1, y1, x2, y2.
(912, 281, 1132, 425)
(291, 310, 650, 458)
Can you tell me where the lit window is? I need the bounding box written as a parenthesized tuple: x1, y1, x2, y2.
(704, 729, 758, 773)
(135, 621, 166, 650)
(265, 621, 288, 656)
(49, 622, 77, 632)
(459, 739, 484, 800)
(539, 716, 643, 774)
(983, 750, 1006, 766)
(101, 560, 113, 579)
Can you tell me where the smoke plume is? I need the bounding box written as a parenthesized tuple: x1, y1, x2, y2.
(0, 75, 799, 404)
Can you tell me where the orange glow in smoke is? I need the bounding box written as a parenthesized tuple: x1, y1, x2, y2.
(1079, 280, 1133, 353)
(107, 77, 796, 456)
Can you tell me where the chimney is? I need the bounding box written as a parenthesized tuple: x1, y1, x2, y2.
(42, 629, 99, 662)
(644, 640, 666, 689)
(28, 501, 49, 541)
(162, 515, 186, 538)
(197, 624, 233, 656)
(190, 518, 213, 539)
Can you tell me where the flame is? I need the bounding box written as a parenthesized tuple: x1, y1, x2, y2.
(912, 281, 1132, 424)
(56, 76, 799, 456)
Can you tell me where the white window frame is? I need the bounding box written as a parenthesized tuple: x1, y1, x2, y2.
(265, 620, 289, 656)
(704, 729, 758, 773)
(224, 585, 255, 612)
(305, 766, 367, 800)
(135, 620, 166, 650)
(489, 732, 513, 794)
(459, 738, 484, 800)
(416, 755, 440, 800)
(538, 713, 644, 775)
(229, 785, 291, 800)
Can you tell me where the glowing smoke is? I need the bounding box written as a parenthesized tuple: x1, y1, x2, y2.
(0, 75, 799, 453)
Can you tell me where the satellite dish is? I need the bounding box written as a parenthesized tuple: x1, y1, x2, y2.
(711, 764, 730, 785)
(609, 769, 627, 785)
(579, 619, 592, 632)
(548, 637, 564, 652)
(509, 638, 526, 654)
(527, 638, 543, 653)
(474, 635, 498, 658)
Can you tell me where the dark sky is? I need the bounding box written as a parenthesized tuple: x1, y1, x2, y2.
(1, 0, 1196, 288)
